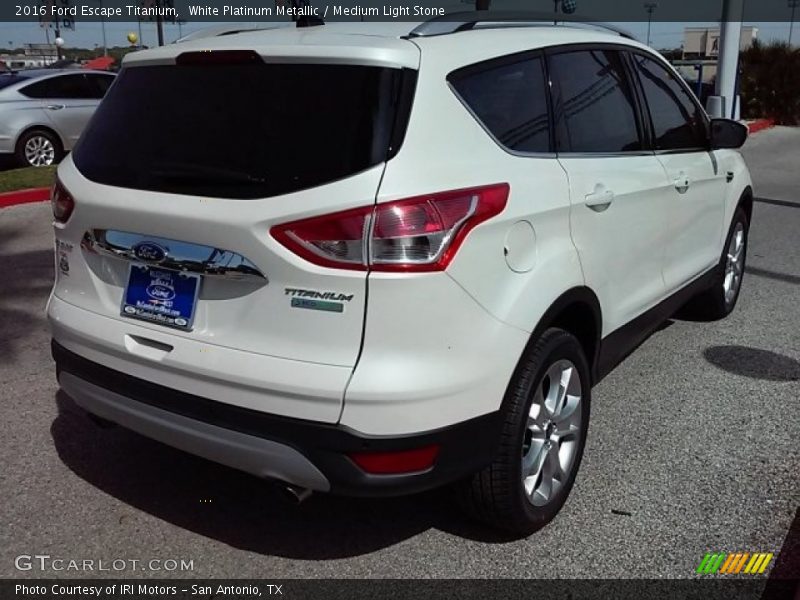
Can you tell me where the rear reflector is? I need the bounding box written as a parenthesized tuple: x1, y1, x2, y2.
(348, 445, 440, 475)
(271, 183, 509, 272)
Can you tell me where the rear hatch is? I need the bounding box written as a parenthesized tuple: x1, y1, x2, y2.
(57, 37, 418, 373)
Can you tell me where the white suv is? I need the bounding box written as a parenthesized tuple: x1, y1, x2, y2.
(48, 15, 753, 534)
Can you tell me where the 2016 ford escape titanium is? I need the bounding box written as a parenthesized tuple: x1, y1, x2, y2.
(48, 15, 753, 534)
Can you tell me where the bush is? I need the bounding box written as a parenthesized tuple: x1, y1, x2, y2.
(740, 40, 800, 125)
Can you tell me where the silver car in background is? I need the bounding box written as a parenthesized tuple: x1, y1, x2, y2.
(0, 69, 115, 168)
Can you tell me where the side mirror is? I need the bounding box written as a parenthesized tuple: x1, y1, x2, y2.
(710, 118, 748, 149)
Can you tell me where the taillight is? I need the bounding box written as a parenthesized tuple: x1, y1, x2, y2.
(271, 183, 509, 272)
(51, 178, 75, 224)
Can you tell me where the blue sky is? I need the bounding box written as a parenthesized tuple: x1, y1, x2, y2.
(0, 20, 795, 51)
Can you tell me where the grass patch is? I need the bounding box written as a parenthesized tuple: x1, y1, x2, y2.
(0, 166, 56, 194)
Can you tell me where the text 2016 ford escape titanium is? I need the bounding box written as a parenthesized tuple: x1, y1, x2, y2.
(48, 16, 753, 534)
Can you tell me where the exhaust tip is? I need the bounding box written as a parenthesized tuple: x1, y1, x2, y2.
(280, 484, 313, 505)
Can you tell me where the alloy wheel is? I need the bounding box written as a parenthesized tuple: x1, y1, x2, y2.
(723, 222, 745, 306)
(521, 359, 583, 507)
(25, 135, 56, 167)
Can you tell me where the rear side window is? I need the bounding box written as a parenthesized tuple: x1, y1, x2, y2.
(18, 79, 50, 98)
(449, 55, 550, 153)
(21, 74, 99, 99)
(73, 63, 414, 199)
(631, 53, 708, 151)
(548, 49, 642, 153)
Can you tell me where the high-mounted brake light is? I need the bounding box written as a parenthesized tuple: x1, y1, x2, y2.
(175, 50, 264, 66)
(271, 184, 509, 272)
(51, 177, 75, 224)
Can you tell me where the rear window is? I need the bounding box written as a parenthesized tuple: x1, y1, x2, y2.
(73, 62, 415, 199)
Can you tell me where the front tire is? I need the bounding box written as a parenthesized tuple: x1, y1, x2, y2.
(456, 328, 591, 535)
(682, 206, 749, 321)
(15, 129, 63, 168)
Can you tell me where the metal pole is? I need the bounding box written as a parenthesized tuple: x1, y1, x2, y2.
(644, 3, 658, 47)
(156, 0, 165, 47)
(100, 0, 108, 56)
(55, 22, 62, 60)
(715, 0, 744, 119)
(790, 1, 797, 47)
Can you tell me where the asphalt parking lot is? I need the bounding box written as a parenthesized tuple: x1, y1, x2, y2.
(1, 128, 798, 580)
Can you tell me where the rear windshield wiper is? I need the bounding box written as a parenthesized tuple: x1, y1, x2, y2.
(149, 163, 267, 185)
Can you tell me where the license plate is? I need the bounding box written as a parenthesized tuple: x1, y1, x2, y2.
(121, 264, 200, 330)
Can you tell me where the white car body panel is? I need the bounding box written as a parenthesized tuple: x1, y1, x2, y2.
(47, 23, 753, 490)
(560, 155, 672, 336)
(54, 157, 381, 370)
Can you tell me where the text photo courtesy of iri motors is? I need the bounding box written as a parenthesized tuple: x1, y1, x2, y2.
(0, 1, 798, 599)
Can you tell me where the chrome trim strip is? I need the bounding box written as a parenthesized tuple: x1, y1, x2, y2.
(82, 229, 267, 283)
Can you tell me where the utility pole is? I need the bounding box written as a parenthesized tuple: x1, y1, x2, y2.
(644, 2, 658, 47)
(143, 0, 165, 46)
(156, 0, 165, 47)
(98, 0, 108, 56)
(55, 22, 62, 60)
(790, 0, 799, 47)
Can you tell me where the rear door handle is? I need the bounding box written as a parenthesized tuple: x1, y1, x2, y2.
(585, 186, 615, 212)
(673, 175, 691, 194)
(46, 104, 66, 111)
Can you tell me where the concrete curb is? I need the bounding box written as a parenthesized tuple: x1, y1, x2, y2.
(748, 119, 775, 135)
(0, 187, 50, 209)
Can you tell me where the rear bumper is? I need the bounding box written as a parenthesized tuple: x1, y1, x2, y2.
(53, 341, 503, 497)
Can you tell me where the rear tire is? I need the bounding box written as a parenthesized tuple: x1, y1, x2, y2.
(456, 328, 590, 535)
(681, 207, 749, 321)
(15, 128, 63, 168)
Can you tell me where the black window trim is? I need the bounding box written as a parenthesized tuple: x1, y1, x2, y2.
(625, 48, 712, 155)
(544, 42, 652, 158)
(447, 49, 557, 158)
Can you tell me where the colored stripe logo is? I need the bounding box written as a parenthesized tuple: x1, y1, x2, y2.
(696, 552, 774, 575)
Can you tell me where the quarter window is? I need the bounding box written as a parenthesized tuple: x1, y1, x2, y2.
(450, 55, 551, 153)
(632, 53, 708, 151)
(548, 49, 642, 153)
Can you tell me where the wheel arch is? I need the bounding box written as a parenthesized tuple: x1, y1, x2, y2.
(15, 124, 65, 153)
(738, 185, 754, 227)
(515, 287, 603, 387)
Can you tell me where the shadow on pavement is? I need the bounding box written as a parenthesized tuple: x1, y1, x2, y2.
(746, 266, 800, 286)
(704, 346, 800, 382)
(51, 392, 519, 560)
(0, 155, 19, 172)
(0, 224, 53, 363)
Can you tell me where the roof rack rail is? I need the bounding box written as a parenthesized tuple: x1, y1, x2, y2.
(407, 11, 635, 40)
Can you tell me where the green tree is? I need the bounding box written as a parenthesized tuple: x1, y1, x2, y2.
(740, 39, 800, 125)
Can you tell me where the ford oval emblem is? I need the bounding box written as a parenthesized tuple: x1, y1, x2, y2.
(133, 242, 168, 264)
